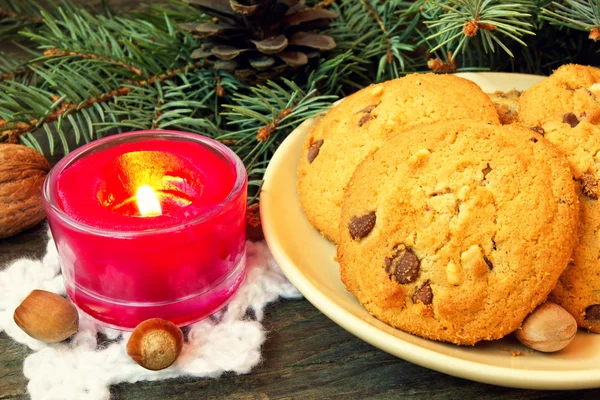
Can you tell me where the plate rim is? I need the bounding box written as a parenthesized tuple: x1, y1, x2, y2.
(261, 72, 600, 390)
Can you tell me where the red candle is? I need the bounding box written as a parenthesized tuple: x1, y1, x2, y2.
(43, 131, 247, 330)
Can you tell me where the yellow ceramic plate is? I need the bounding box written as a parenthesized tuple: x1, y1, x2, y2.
(261, 73, 600, 390)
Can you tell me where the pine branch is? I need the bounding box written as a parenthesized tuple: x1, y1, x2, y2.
(0, 68, 31, 81)
(21, 7, 198, 78)
(221, 79, 336, 200)
(325, 0, 421, 85)
(423, 0, 536, 57)
(0, 51, 35, 83)
(42, 48, 143, 76)
(134, 0, 209, 27)
(358, 0, 394, 69)
(0, 0, 78, 37)
(542, 0, 600, 41)
(305, 51, 358, 96)
(0, 60, 206, 148)
(0, 7, 43, 23)
(94, 69, 231, 137)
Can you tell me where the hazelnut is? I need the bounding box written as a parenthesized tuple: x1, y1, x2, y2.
(13, 290, 78, 343)
(514, 302, 577, 352)
(127, 318, 184, 371)
(446, 260, 462, 286)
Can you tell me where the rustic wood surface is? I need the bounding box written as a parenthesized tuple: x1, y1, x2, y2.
(2, 224, 600, 399)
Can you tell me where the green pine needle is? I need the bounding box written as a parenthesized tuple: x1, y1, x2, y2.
(424, 0, 536, 57)
(542, 0, 600, 32)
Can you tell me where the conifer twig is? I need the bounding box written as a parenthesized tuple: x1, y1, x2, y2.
(0, 7, 43, 23)
(423, 0, 535, 57)
(256, 108, 292, 142)
(0, 61, 204, 140)
(358, 0, 393, 64)
(427, 52, 457, 73)
(0, 69, 31, 81)
(542, 0, 600, 41)
(0, 87, 130, 139)
(43, 48, 143, 75)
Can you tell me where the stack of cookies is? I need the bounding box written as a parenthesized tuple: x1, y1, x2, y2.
(297, 65, 600, 346)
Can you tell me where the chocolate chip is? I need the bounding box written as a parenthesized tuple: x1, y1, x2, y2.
(482, 164, 492, 178)
(358, 113, 371, 127)
(563, 112, 580, 128)
(580, 173, 598, 200)
(359, 105, 377, 114)
(484, 257, 493, 270)
(307, 139, 323, 163)
(385, 247, 420, 284)
(348, 212, 376, 240)
(586, 89, 597, 100)
(412, 282, 433, 305)
(585, 304, 600, 320)
(530, 137, 538, 143)
(530, 126, 545, 135)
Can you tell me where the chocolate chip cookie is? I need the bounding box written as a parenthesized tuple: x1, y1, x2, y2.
(488, 89, 521, 124)
(518, 64, 600, 126)
(536, 109, 600, 333)
(338, 120, 579, 345)
(297, 74, 500, 243)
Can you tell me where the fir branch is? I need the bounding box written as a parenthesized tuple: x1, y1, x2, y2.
(43, 48, 143, 75)
(0, 0, 78, 37)
(221, 79, 336, 177)
(0, 68, 31, 81)
(22, 7, 198, 78)
(0, 85, 130, 144)
(358, 0, 393, 68)
(134, 61, 204, 87)
(542, 0, 600, 41)
(305, 51, 358, 96)
(427, 52, 458, 73)
(0, 60, 205, 149)
(0, 51, 35, 82)
(134, 0, 209, 27)
(0, 7, 43, 23)
(94, 69, 229, 136)
(423, 0, 536, 57)
(256, 108, 292, 142)
(325, 0, 421, 84)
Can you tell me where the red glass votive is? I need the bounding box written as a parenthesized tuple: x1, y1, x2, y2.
(43, 130, 247, 330)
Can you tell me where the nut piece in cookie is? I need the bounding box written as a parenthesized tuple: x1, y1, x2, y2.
(488, 89, 521, 124)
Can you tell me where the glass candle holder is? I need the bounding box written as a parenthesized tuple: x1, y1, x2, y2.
(43, 130, 247, 330)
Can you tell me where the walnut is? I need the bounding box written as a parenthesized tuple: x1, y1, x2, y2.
(0, 144, 50, 238)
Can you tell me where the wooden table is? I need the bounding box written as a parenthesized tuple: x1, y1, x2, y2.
(0, 224, 599, 399)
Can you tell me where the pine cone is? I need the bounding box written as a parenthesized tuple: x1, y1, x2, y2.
(182, 0, 338, 82)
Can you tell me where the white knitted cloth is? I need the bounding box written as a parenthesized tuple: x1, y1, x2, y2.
(0, 230, 301, 400)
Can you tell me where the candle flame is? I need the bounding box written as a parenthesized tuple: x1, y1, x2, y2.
(136, 185, 162, 217)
